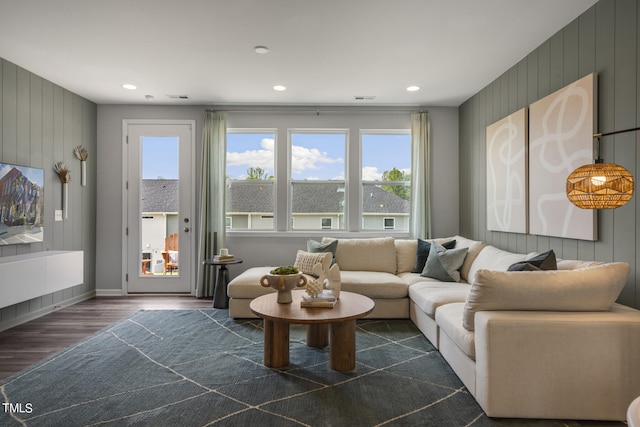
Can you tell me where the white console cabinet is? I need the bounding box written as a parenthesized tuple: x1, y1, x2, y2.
(0, 251, 83, 309)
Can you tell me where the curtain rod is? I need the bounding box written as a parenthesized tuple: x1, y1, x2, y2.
(205, 107, 427, 115)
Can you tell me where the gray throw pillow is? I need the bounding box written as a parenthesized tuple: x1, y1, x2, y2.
(508, 249, 557, 272)
(421, 242, 468, 282)
(412, 239, 456, 273)
(307, 239, 338, 265)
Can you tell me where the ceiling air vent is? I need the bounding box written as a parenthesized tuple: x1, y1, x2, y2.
(354, 95, 376, 101)
(166, 94, 190, 100)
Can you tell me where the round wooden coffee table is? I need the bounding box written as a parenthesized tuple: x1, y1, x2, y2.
(250, 290, 375, 371)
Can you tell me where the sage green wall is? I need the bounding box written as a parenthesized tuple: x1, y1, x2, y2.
(459, 0, 639, 308)
(0, 58, 97, 329)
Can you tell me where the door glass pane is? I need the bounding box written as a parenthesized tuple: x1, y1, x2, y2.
(140, 136, 179, 277)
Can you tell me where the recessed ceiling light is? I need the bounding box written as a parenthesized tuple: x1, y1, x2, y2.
(406, 85, 421, 92)
(254, 46, 269, 54)
(273, 85, 287, 91)
(122, 83, 137, 90)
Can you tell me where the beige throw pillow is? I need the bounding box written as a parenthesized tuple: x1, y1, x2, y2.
(293, 250, 331, 276)
(323, 237, 396, 273)
(462, 262, 630, 331)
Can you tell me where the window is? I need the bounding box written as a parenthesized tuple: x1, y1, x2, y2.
(321, 217, 332, 229)
(290, 131, 346, 230)
(226, 130, 276, 230)
(384, 217, 395, 230)
(225, 120, 411, 233)
(361, 131, 411, 231)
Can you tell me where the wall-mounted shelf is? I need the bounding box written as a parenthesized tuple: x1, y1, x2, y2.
(0, 251, 83, 309)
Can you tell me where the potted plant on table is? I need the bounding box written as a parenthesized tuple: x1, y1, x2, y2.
(260, 266, 307, 303)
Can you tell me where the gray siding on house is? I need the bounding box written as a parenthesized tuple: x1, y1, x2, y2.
(0, 58, 97, 329)
(459, 0, 639, 309)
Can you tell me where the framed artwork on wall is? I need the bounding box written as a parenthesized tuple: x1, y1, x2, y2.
(528, 73, 597, 241)
(0, 162, 45, 245)
(486, 107, 528, 234)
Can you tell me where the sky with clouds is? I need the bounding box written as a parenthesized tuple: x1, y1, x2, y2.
(139, 132, 411, 181)
(227, 132, 410, 181)
(0, 162, 44, 186)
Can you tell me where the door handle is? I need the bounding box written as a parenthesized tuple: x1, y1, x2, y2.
(184, 227, 190, 233)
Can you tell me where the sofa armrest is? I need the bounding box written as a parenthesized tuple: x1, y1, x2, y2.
(473, 304, 640, 420)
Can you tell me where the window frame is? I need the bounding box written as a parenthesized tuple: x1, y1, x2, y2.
(288, 129, 348, 231)
(383, 217, 395, 230)
(224, 123, 412, 236)
(360, 129, 412, 232)
(321, 217, 333, 230)
(225, 128, 277, 231)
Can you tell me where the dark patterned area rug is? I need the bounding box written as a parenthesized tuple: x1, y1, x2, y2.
(0, 310, 623, 426)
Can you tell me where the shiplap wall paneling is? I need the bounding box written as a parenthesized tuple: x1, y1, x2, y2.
(613, 0, 637, 306)
(0, 57, 97, 328)
(458, 0, 639, 309)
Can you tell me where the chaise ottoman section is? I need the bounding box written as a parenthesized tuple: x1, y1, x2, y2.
(434, 302, 477, 395)
(228, 266, 410, 319)
(408, 281, 470, 347)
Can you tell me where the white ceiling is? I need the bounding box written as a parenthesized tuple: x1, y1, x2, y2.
(0, 0, 597, 107)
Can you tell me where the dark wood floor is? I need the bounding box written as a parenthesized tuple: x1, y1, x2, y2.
(0, 296, 213, 381)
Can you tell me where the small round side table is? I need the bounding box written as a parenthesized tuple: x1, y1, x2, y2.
(203, 258, 243, 309)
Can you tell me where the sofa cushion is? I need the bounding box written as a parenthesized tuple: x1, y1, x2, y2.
(508, 249, 557, 271)
(466, 245, 534, 284)
(323, 237, 396, 273)
(293, 250, 331, 275)
(394, 239, 417, 274)
(557, 259, 604, 270)
(421, 243, 468, 282)
(409, 282, 471, 317)
(338, 270, 408, 298)
(412, 239, 456, 273)
(462, 262, 630, 330)
(451, 235, 486, 283)
(398, 272, 436, 285)
(436, 302, 476, 360)
(227, 266, 282, 298)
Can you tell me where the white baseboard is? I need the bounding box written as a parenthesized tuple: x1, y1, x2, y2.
(95, 288, 126, 297)
(0, 290, 96, 333)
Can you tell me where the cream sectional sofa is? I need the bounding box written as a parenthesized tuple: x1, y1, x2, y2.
(226, 235, 640, 421)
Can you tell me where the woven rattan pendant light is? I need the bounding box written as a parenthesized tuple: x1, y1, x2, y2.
(566, 128, 638, 209)
(566, 160, 634, 209)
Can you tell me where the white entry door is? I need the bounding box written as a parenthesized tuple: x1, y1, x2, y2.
(125, 121, 195, 293)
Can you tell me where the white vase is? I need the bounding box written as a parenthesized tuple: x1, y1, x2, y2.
(260, 273, 307, 303)
(81, 160, 86, 186)
(63, 182, 69, 219)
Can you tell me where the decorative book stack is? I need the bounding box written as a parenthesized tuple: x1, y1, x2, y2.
(213, 254, 235, 262)
(301, 291, 337, 308)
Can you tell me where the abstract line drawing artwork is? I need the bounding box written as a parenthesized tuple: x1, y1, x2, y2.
(486, 108, 528, 233)
(529, 73, 597, 241)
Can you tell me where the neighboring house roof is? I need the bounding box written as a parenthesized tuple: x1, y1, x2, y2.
(227, 181, 409, 214)
(141, 179, 178, 213)
(227, 182, 274, 213)
(362, 185, 410, 214)
(141, 179, 409, 215)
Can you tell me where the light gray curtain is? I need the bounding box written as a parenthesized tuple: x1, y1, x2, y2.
(196, 111, 227, 299)
(410, 111, 432, 239)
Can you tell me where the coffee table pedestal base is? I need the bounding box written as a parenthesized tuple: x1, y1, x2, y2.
(263, 319, 289, 368)
(330, 320, 356, 371)
(262, 320, 356, 372)
(307, 323, 329, 348)
(250, 291, 374, 372)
